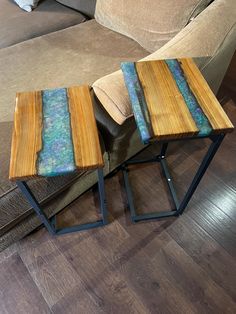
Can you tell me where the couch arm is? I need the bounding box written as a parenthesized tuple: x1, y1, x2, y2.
(93, 0, 236, 125)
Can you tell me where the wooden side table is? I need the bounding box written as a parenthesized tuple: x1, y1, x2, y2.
(9, 85, 108, 235)
(121, 58, 234, 222)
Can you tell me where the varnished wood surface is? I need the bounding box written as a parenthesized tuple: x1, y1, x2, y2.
(135, 58, 234, 140)
(1, 72, 236, 313)
(136, 60, 199, 140)
(179, 58, 234, 133)
(9, 86, 103, 180)
(67, 85, 104, 170)
(9, 91, 42, 180)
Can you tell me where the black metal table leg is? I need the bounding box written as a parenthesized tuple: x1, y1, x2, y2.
(160, 142, 168, 157)
(160, 157, 180, 209)
(122, 165, 137, 223)
(176, 133, 225, 214)
(122, 134, 225, 222)
(16, 181, 56, 235)
(97, 167, 108, 224)
(17, 168, 108, 235)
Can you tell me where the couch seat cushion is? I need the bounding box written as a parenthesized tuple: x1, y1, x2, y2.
(95, 0, 212, 53)
(0, 19, 147, 124)
(0, 19, 147, 238)
(0, 0, 86, 49)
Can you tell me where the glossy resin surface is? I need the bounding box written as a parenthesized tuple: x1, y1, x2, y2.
(121, 58, 216, 143)
(37, 88, 76, 176)
(121, 62, 152, 143)
(165, 59, 212, 136)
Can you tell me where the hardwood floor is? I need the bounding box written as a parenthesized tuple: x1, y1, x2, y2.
(0, 63, 236, 313)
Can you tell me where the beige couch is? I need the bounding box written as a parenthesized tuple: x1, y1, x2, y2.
(0, 0, 87, 49)
(0, 0, 235, 251)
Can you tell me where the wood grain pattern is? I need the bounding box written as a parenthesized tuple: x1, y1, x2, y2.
(136, 60, 199, 140)
(0, 253, 50, 313)
(9, 91, 42, 180)
(167, 215, 236, 302)
(1, 56, 236, 314)
(151, 240, 236, 313)
(179, 58, 234, 133)
(18, 234, 81, 308)
(67, 85, 104, 170)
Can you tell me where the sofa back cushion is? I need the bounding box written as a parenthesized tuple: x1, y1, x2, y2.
(56, 0, 96, 17)
(95, 0, 213, 52)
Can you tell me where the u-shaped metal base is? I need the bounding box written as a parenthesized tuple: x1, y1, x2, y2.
(17, 168, 108, 235)
(122, 134, 225, 223)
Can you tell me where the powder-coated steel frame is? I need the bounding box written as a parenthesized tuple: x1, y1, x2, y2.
(122, 134, 225, 222)
(16, 168, 108, 235)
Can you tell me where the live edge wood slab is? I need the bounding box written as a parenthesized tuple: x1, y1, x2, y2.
(9, 85, 103, 180)
(121, 58, 234, 143)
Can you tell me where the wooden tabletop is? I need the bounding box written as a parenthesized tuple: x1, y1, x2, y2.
(121, 58, 234, 143)
(9, 85, 103, 180)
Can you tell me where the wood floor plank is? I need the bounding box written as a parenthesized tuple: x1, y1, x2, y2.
(86, 208, 197, 313)
(167, 215, 236, 302)
(51, 284, 104, 314)
(188, 199, 236, 258)
(18, 230, 83, 308)
(0, 242, 18, 264)
(54, 224, 149, 313)
(0, 253, 50, 314)
(151, 240, 236, 313)
(111, 247, 200, 314)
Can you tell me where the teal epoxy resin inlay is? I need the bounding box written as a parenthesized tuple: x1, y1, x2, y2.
(121, 62, 152, 143)
(165, 59, 212, 136)
(37, 88, 76, 176)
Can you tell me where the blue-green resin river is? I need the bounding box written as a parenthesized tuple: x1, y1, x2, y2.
(121, 59, 213, 143)
(37, 88, 76, 176)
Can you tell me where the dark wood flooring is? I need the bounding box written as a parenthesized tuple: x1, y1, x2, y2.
(0, 59, 236, 313)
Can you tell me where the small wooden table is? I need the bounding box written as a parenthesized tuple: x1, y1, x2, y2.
(121, 58, 234, 222)
(9, 85, 108, 235)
